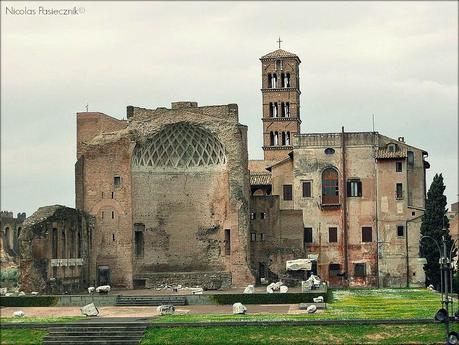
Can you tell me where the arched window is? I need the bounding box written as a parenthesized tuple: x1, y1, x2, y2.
(285, 73, 291, 87)
(61, 229, 66, 258)
(280, 73, 285, 88)
(286, 132, 291, 145)
(282, 132, 286, 145)
(267, 73, 272, 88)
(322, 168, 339, 204)
(280, 102, 285, 117)
(273, 102, 278, 117)
(274, 131, 279, 145)
(270, 132, 275, 146)
(4, 227, 10, 250)
(276, 60, 282, 70)
(269, 102, 273, 117)
(285, 102, 290, 117)
(272, 73, 277, 88)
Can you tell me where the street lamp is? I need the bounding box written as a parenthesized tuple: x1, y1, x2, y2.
(421, 232, 458, 345)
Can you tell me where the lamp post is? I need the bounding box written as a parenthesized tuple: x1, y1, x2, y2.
(421, 232, 457, 345)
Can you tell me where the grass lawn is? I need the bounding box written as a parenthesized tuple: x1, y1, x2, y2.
(0, 316, 84, 323)
(0, 329, 48, 345)
(141, 324, 451, 345)
(154, 288, 445, 323)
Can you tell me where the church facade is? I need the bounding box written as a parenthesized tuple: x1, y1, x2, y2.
(15, 46, 430, 291)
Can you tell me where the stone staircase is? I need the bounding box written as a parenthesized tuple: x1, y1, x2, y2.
(43, 322, 148, 345)
(116, 295, 187, 306)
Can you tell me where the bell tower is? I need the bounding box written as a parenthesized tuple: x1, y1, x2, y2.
(260, 41, 301, 161)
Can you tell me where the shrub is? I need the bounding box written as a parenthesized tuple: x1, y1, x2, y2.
(209, 292, 328, 305)
(0, 296, 58, 307)
(0, 267, 19, 285)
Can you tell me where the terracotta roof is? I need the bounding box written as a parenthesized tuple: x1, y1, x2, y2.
(260, 49, 300, 61)
(248, 160, 276, 173)
(250, 173, 272, 186)
(375, 148, 408, 159)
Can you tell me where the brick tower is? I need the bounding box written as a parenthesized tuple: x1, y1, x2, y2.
(260, 42, 301, 161)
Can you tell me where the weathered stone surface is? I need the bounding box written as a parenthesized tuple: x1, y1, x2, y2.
(0, 288, 7, 295)
(31, 291, 39, 296)
(279, 285, 288, 293)
(157, 305, 175, 315)
(306, 305, 317, 314)
(18, 291, 25, 296)
(80, 303, 99, 316)
(313, 296, 324, 303)
(232, 302, 247, 314)
(13, 311, 25, 317)
(5, 293, 13, 297)
(243, 285, 254, 294)
(286, 259, 312, 271)
(88, 287, 95, 294)
(96, 285, 111, 294)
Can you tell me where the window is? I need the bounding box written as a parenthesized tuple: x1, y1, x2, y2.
(114, 176, 121, 187)
(112, 233, 115, 241)
(276, 59, 282, 70)
(354, 263, 366, 277)
(260, 212, 267, 219)
(329, 227, 338, 243)
(111, 210, 115, 219)
(322, 168, 339, 204)
(347, 180, 362, 197)
(304, 227, 313, 244)
(283, 185, 293, 201)
(396, 183, 403, 199)
(407, 151, 414, 165)
(329, 263, 341, 276)
(52, 228, 58, 259)
(397, 225, 405, 237)
(251, 233, 257, 242)
(324, 148, 335, 155)
(61, 230, 66, 258)
(111, 192, 114, 199)
(135, 231, 144, 257)
(362, 227, 372, 242)
(302, 181, 312, 198)
(250, 212, 256, 220)
(396, 162, 403, 172)
(268, 73, 272, 88)
(259, 233, 265, 241)
(387, 144, 396, 152)
(225, 229, 231, 255)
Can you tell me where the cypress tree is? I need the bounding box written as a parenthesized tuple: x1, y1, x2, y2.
(420, 173, 453, 290)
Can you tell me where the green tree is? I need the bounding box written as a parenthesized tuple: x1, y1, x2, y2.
(420, 173, 453, 290)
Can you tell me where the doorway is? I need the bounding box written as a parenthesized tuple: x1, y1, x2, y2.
(97, 266, 110, 286)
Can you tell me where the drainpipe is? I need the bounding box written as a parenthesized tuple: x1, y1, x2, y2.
(374, 133, 380, 288)
(341, 127, 349, 285)
(405, 214, 423, 287)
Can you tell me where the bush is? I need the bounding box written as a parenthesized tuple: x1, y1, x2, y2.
(0, 267, 19, 285)
(209, 291, 328, 305)
(0, 296, 58, 307)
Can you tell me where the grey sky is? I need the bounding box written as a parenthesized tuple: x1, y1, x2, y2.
(1, 1, 457, 216)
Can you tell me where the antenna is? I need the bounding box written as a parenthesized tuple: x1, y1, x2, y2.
(85, 104, 89, 112)
(372, 114, 375, 132)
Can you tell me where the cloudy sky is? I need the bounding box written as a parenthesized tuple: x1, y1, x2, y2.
(1, 1, 457, 216)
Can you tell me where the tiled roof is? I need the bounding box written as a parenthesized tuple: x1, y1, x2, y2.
(375, 148, 407, 159)
(260, 49, 299, 60)
(250, 173, 272, 186)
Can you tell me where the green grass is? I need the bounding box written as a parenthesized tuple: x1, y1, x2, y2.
(0, 316, 84, 323)
(154, 288, 444, 323)
(0, 329, 48, 345)
(141, 324, 450, 344)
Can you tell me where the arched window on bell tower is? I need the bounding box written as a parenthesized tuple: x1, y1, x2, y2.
(268, 73, 272, 88)
(270, 132, 275, 146)
(286, 132, 291, 145)
(281, 132, 286, 145)
(269, 102, 273, 117)
(285, 102, 290, 117)
(285, 73, 290, 87)
(274, 131, 279, 145)
(280, 73, 285, 88)
(272, 73, 277, 88)
(273, 102, 278, 117)
(280, 102, 285, 117)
